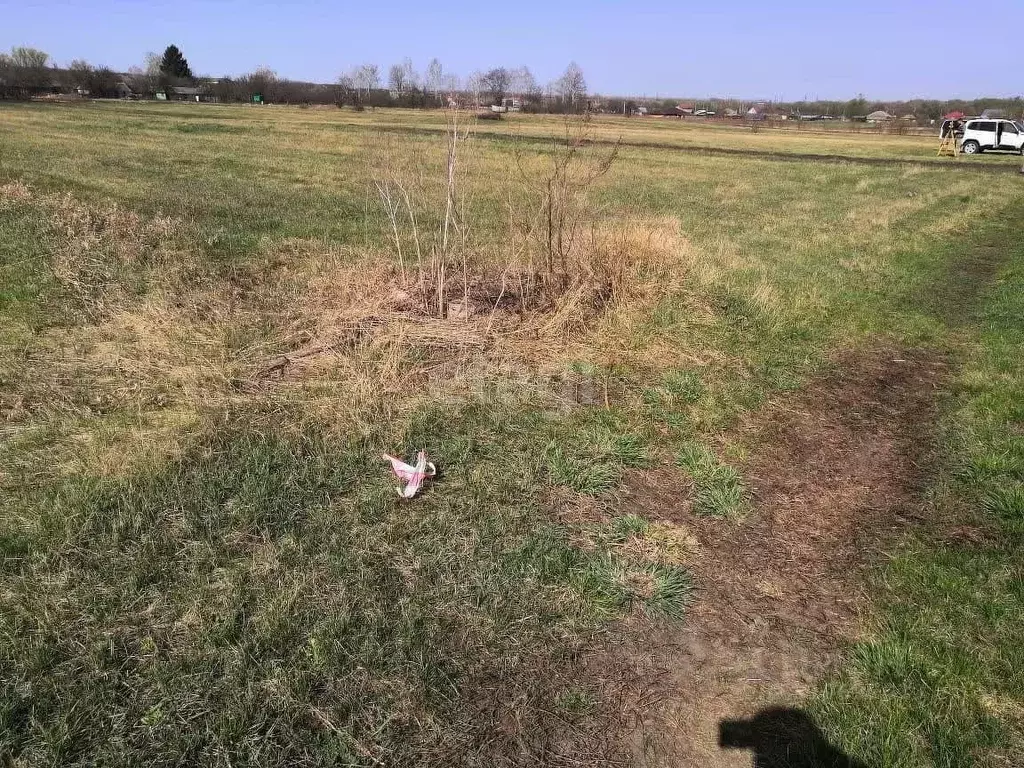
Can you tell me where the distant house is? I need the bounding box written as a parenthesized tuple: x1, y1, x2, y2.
(724, 107, 739, 118)
(676, 103, 695, 114)
(746, 105, 766, 120)
(866, 110, 892, 123)
(172, 86, 202, 101)
(153, 85, 220, 103)
(114, 82, 136, 99)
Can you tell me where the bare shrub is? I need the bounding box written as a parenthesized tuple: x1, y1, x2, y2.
(370, 109, 629, 336)
(3, 118, 692, 463)
(519, 114, 620, 303)
(371, 107, 473, 319)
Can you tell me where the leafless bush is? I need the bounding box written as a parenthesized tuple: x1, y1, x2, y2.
(501, 114, 621, 315)
(372, 107, 472, 319)
(370, 110, 648, 339)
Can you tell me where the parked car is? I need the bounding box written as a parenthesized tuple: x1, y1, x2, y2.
(960, 119, 1024, 154)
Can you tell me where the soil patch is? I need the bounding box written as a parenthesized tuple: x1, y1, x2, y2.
(595, 345, 948, 766)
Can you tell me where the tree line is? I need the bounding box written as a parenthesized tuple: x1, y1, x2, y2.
(0, 44, 592, 112)
(1, 44, 1020, 120)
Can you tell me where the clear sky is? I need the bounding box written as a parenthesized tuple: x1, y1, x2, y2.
(3, 0, 1022, 100)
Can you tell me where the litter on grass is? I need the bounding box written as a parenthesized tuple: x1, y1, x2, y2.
(383, 451, 437, 498)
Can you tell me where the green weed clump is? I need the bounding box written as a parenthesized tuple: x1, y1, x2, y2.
(573, 550, 692, 621)
(675, 440, 749, 517)
(545, 415, 650, 495)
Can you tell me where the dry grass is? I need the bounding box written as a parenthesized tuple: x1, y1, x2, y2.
(2, 182, 186, 317)
(265, 213, 698, 421)
(2, 173, 699, 473)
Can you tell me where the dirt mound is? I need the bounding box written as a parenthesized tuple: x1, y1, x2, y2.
(597, 346, 947, 766)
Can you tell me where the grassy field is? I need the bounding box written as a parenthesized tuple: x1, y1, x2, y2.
(1, 101, 1022, 766)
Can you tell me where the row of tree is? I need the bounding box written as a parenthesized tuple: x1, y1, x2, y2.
(635, 94, 1024, 122)
(0, 44, 591, 110)
(2, 44, 1020, 120)
(0, 44, 194, 98)
(337, 59, 587, 108)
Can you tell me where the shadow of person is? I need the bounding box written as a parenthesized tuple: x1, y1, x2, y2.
(719, 707, 869, 768)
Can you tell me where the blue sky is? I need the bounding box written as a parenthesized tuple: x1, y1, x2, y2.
(3, 0, 1022, 100)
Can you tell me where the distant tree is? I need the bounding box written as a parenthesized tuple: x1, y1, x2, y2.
(510, 66, 537, 103)
(481, 67, 510, 105)
(6, 46, 51, 89)
(144, 52, 162, 77)
(441, 72, 460, 94)
(388, 57, 417, 95)
(207, 76, 238, 102)
(251, 65, 277, 82)
(159, 45, 193, 80)
(349, 63, 380, 97)
(10, 46, 49, 69)
(89, 67, 120, 98)
(121, 53, 161, 96)
(66, 59, 93, 92)
(244, 66, 277, 101)
(0, 54, 11, 96)
(917, 99, 943, 121)
(466, 70, 483, 106)
(425, 57, 443, 98)
(558, 61, 587, 107)
(387, 64, 406, 94)
(337, 72, 356, 104)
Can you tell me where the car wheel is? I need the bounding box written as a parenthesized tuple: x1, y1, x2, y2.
(961, 140, 979, 155)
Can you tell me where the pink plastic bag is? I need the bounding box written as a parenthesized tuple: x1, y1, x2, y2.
(383, 451, 437, 498)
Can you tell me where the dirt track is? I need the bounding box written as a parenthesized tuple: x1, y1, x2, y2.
(590, 347, 947, 767)
(365, 123, 1024, 174)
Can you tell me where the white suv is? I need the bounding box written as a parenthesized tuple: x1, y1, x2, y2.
(960, 118, 1024, 154)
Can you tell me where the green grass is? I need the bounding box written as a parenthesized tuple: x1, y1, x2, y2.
(811, 210, 1024, 767)
(1, 101, 1023, 766)
(0, 405, 652, 766)
(0, 193, 64, 334)
(676, 440, 750, 517)
(544, 410, 650, 495)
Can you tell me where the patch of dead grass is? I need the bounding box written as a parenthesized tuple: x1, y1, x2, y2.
(5, 182, 708, 474)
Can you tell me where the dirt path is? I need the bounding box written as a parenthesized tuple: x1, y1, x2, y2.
(366, 123, 1023, 174)
(594, 347, 948, 767)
